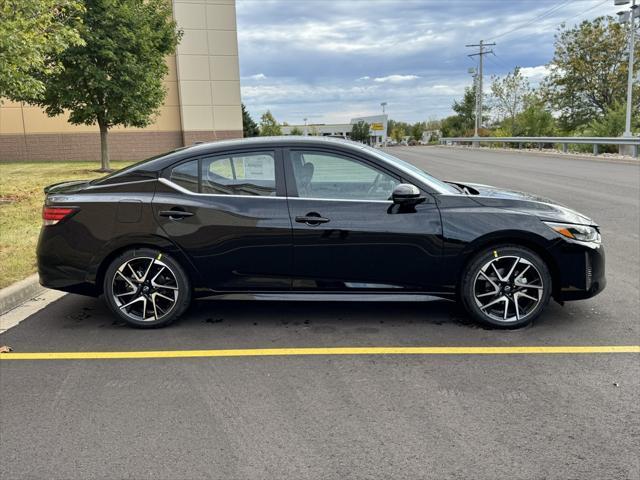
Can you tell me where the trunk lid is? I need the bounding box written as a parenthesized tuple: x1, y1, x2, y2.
(44, 180, 91, 195)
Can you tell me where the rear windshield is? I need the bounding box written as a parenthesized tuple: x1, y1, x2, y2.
(91, 148, 187, 185)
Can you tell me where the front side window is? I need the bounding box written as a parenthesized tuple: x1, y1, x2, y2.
(202, 152, 276, 196)
(290, 151, 399, 201)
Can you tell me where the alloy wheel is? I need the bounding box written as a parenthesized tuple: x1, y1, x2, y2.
(473, 255, 544, 323)
(111, 256, 179, 322)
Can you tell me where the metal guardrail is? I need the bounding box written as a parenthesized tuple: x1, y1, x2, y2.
(439, 136, 640, 158)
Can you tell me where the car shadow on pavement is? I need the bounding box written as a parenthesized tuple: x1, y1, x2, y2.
(0, 292, 593, 353)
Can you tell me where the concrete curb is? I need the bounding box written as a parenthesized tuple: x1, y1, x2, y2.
(0, 274, 45, 316)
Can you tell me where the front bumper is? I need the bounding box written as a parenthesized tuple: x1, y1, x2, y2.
(551, 240, 605, 301)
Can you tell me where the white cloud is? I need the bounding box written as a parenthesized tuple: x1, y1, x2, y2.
(519, 65, 550, 84)
(244, 73, 267, 80)
(356, 76, 370, 81)
(373, 75, 420, 83)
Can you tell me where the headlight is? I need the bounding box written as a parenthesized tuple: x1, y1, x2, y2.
(544, 222, 600, 243)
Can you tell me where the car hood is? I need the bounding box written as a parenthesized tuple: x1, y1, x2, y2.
(454, 182, 596, 226)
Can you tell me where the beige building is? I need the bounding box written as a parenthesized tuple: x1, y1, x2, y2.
(0, 0, 243, 162)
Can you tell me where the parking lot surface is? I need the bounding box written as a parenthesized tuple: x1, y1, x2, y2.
(1, 147, 639, 479)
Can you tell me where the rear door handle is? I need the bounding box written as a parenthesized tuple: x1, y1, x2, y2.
(159, 209, 194, 219)
(295, 215, 330, 225)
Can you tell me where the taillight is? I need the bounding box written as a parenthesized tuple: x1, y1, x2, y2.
(42, 206, 76, 226)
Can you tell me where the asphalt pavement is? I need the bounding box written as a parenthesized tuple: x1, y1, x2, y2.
(1, 146, 638, 480)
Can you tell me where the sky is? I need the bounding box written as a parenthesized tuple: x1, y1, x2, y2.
(236, 0, 623, 125)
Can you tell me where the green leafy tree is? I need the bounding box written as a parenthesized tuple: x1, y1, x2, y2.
(391, 126, 405, 143)
(411, 122, 425, 141)
(34, 0, 181, 171)
(491, 67, 531, 135)
(259, 110, 282, 136)
(289, 126, 304, 135)
(513, 93, 556, 137)
(440, 115, 465, 138)
(0, 0, 85, 101)
(242, 103, 259, 137)
(574, 102, 640, 152)
(443, 85, 490, 137)
(542, 16, 639, 132)
(350, 121, 370, 143)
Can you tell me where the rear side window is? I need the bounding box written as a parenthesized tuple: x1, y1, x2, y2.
(202, 152, 276, 196)
(170, 160, 198, 192)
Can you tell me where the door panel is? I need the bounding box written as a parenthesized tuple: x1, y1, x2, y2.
(153, 150, 292, 291)
(284, 149, 444, 292)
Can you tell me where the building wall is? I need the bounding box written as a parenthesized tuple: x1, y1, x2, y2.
(0, 0, 242, 162)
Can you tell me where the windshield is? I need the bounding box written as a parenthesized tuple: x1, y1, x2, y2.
(363, 146, 460, 194)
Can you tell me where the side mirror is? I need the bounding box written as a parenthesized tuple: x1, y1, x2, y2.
(392, 183, 425, 205)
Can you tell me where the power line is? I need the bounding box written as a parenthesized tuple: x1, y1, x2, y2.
(489, 0, 574, 41)
(555, 0, 609, 26)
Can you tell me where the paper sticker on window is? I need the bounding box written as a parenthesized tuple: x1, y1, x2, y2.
(243, 155, 274, 180)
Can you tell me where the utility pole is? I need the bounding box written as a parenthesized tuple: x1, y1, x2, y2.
(466, 40, 495, 144)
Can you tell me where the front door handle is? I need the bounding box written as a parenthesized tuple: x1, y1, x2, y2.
(159, 209, 194, 219)
(295, 213, 330, 225)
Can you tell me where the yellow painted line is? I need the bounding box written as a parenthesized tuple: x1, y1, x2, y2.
(0, 345, 638, 361)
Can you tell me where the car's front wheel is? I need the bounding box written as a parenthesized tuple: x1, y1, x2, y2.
(460, 245, 552, 328)
(103, 248, 191, 328)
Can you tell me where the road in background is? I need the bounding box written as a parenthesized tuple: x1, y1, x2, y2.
(1, 146, 638, 479)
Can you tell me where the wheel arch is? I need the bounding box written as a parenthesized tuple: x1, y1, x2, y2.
(91, 235, 201, 295)
(456, 231, 561, 297)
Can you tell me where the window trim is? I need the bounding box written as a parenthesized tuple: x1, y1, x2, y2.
(283, 147, 403, 201)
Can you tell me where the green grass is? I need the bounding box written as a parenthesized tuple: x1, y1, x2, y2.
(0, 162, 132, 289)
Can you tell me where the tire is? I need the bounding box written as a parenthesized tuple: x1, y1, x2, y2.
(460, 244, 552, 328)
(103, 248, 191, 328)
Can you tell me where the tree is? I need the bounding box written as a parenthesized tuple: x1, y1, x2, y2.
(289, 126, 303, 135)
(350, 121, 370, 143)
(446, 84, 489, 136)
(440, 115, 465, 138)
(0, 0, 85, 102)
(513, 93, 556, 137)
(259, 110, 282, 136)
(242, 103, 259, 137)
(583, 101, 639, 137)
(411, 122, 425, 142)
(391, 126, 406, 143)
(542, 16, 639, 132)
(491, 67, 531, 135)
(34, 0, 181, 171)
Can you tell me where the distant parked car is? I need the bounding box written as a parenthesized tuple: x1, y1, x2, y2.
(38, 137, 605, 329)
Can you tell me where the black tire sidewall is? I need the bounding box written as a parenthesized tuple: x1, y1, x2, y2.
(103, 248, 191, 328)
(461, 245, 552, 328)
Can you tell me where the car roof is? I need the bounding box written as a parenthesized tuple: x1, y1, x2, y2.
(125, 136, 371, 173)
(180, 135, 367, 156)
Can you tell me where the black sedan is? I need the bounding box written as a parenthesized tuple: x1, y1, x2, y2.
(37, 137, 605, 328)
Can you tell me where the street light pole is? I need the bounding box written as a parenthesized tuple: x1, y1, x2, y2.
(303, 118, 308, 136)
(381, 102, 388, 147)
(625, 0, 636, 137)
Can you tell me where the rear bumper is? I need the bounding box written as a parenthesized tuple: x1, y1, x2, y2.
(37, 227, 98, 296)
(552, 240, 605, 301)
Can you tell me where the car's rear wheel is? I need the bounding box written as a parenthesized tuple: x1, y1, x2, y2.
(460, 245, 552, 328)
(103, 248, 191, 328)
